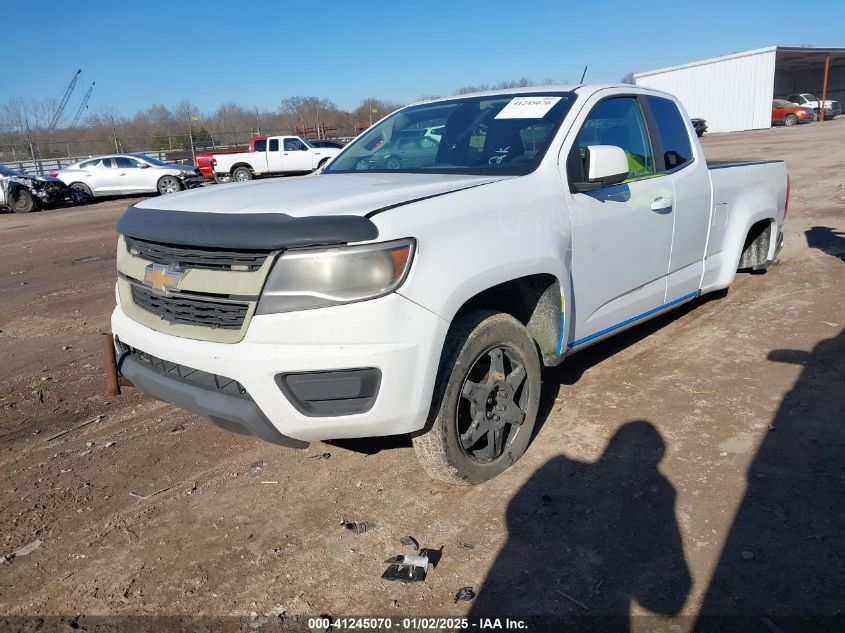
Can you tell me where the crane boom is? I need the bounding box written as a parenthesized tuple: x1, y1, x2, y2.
(48, 69, 81, 131)
(70, 82, 95, 128)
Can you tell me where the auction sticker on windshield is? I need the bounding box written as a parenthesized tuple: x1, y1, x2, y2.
(495, 96, 562, 119)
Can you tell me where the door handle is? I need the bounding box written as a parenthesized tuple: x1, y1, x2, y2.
(119, 172, 126, 176)
(650, 196, 674, 212)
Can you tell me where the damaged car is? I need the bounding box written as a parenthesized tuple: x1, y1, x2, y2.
(0, 164, 89, 214)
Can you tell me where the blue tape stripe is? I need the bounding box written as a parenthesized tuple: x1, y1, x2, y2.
(556, 300, 566, 355)
(568, 291, 699, 349)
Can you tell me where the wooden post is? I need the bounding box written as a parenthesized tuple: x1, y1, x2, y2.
(101, 333, 121, 396)
(820, 54, 831, 122)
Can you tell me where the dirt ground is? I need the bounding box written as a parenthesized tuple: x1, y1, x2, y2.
(1, 120, 843, 631)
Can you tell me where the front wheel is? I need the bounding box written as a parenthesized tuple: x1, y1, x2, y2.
(385, 156, 401, 170)
(157, 175, 183, 195)
(10, 188, 36, 213)
(412, 311, 541, 485)
(214, 174, 232, 184)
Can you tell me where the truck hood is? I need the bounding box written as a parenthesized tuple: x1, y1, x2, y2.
(135, 172, 511, 218)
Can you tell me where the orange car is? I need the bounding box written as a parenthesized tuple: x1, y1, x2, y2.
(772, 99, 815, 126)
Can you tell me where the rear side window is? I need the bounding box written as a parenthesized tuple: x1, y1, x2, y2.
(254, 140, 267, 152)
(269, 139, 279, 152)
(647, 96, 693, 171)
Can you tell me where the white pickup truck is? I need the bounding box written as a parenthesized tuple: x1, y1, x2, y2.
(112, 84, 788, 484)
(211, 136, 341, 182)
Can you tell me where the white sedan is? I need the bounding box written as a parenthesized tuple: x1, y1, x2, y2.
(52, 154, 203, 199)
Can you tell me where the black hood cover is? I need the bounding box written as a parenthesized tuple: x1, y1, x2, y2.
(116, 204, 379, 249)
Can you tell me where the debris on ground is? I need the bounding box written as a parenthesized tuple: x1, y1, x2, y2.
(555, 588, 590, 611)
(103, 441, 116, 448)
(129, 482, 180, 500)
(741, 550, 755, 561)
(340, 519, 374, 534)
(310, 452, 331, 460)
(3, 539, 43, 563)
(382, 540, 442, 582)
(382, 553, 429, 583)
(250, 460, 265, 475)
(541, 494, 553, 506)
(454, 586, 476, 603)
(45, 414, 104, 442)
(400, 536, 419, 550)
(457, 542, 475, 549)
(170, 424, 186, 434)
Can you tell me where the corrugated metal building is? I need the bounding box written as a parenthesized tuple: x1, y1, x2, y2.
(634, 46, 845, 133)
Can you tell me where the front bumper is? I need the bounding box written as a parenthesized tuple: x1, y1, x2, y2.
(112, 293, 448, 443)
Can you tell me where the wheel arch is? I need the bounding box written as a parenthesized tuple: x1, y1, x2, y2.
(450, 273, 565, 365)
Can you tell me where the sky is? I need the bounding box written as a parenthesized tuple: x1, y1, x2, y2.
(2, 0, 842, 119)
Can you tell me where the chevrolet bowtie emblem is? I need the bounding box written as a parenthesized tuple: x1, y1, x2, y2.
(143, 263, 182, 293)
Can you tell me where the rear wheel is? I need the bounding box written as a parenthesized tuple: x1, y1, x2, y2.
(317, 158, 329, 170)
(784, 114, 798, 127)
(385, 156, 401, 170)
(10, 188, 36, 213)
(69, 182, 93, 203)
(233, 167, 252, 182)
(412, 311, 541, 485)
(157, 175, 183, 195)
(214, 174, 232, 184)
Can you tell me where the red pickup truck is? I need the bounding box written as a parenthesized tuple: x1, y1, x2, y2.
(196, 136, 266, 182)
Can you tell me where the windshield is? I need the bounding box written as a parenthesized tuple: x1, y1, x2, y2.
(0, 164, 25, 177)
(134, 154, 167, 166)
(324, 92, 576, 176)
(802, 94, 818, 101)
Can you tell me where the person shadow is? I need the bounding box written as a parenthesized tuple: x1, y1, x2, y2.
(694, 329, 845, 632)
(469, 420, 691, 632)
(804, 226, 845, 262)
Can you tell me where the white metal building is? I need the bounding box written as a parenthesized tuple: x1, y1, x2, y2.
(634, 46, 845, 133)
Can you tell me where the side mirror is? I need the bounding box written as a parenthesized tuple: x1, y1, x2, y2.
(138, 163, 150, 169)
(573, 145, 629, 192)
(300, 144, 309, 151)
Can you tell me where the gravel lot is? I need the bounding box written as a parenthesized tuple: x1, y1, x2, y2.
(1, 120, 843, 630)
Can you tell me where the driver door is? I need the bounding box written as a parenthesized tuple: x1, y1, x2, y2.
(563, 95, 675, 349)
(282, 137, 314, 172)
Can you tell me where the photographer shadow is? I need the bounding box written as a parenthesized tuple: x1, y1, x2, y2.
(470, 420, 690, 632)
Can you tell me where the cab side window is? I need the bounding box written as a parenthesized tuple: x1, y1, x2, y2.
(284, 138, 304, 151)
(646, 96, 693, 171)
(567, 97, 655, 186)
(269, 139, 279, 152)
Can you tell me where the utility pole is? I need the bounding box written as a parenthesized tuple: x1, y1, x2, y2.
(110, 115, 120, 152)
(24, 116, 43, 175)
(188, 114, 198, 165)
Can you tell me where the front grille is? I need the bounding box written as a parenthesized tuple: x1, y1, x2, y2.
(125, 236, 271, 271)
(131, 284, 248, 329)
(118, 342, 248, 398)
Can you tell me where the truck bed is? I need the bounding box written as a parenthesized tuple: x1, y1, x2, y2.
(707, 159, 784, 169)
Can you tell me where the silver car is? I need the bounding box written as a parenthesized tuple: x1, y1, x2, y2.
(53, 154, 202, 198)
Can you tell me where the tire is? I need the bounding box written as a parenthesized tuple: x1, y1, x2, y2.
(232, 167, 252, 182)
(317, 158, 329, 170)
(412, 311, 541, 485)
(385, 156, 401, 170)
(69, 182, 93, 203)
(784, 114, 798, 127)
(214, 174, 232, 184)
(10, 188, 36, 213)
(157, 175, 183, 195)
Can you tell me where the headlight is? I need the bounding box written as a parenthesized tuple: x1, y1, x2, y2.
(256, 238, 415, 314)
